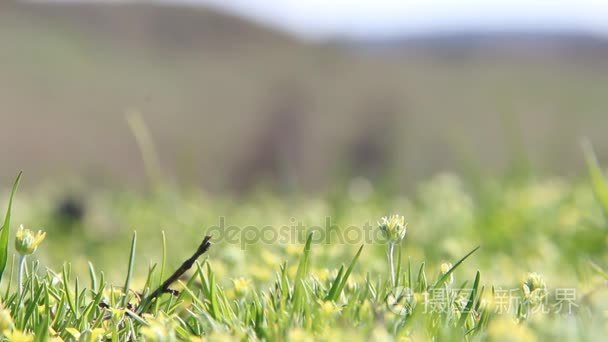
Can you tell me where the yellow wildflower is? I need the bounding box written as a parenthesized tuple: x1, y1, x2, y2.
(4, 330, 34, 342)
(317, 300, 341, 317)
(232, 277, 252, 296)
(15, 225, 46, 256)
(0, 305, 13, 333)
(141, 312, 177, 342)
(287, 328, 314, 342)
(486, 317, 537, 342)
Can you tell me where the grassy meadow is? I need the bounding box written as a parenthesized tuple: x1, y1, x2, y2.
(3, 2, 608, 341)
(0, 143, 606, 341)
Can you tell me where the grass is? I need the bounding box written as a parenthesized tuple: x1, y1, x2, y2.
(0, 148, 607, 341)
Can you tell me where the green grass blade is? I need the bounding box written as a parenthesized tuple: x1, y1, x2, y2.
(333, 245, 364, 301)
(395, 245, 402, 287)
(590, 261, 608, 280)
(458, 270, 480, 326)
(122, 231, 137, 307)
(4, 253, 15, 299)
(407, 257, 412, 289)
(416, 263, 427, 292)
(34, 313, 49, 342)
(154, 231, 167, 313)
(431, 246, 480, 290)
(126, 110, 162, 188)
(583, 140, 608, 217)
(0, 171, 22, 282)
(292, 233, 313, 315)
(325, 265, 345, 301)
(208, 266, 221, 320)
(294, 233, 313, 285)
(159, 230, 167, 288)
(23, 284, 45, 330)
(62, 264, 77, 318)
(88, 261, 98, 293)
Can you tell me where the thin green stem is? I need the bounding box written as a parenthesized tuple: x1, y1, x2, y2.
(18, 255, 26, 294)
(388, 242, 396, 287)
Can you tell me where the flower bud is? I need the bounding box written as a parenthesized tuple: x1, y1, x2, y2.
(15, 225, 46, 256)
(378, 215, 407, 243)
(522, 272, 547, 305)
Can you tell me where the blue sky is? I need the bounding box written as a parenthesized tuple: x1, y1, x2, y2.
(176, 0, 608, 39)
(43, 0, 608, 39)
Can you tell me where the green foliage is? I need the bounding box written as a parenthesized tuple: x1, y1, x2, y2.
(0, 172, 21, 282)
(583, 140, 608, 218)
(1, 167, 608, 340)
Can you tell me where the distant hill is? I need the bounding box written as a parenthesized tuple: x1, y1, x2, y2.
(349, 31, 608, 59)
(2, 1, 298, 53)
(10, 2, 608, 59)
(1, 1, 608, 191)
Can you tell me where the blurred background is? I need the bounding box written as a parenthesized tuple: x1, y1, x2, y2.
(1, 0, 608, 193)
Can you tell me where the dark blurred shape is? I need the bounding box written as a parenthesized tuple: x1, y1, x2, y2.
(347, 96, 400, 180)
(54, 195, 86, 228)
(230, 82, 308, 193)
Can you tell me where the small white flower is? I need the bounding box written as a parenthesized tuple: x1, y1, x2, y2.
(378, 215, 407, 243)
(522, 272, 547, 305)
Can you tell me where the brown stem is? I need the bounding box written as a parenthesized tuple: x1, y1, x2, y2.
(139, 235, 212, 312)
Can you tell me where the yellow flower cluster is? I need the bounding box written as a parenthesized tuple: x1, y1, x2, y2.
(232, 277, 252, 296)
(141, 312, 177, 342)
